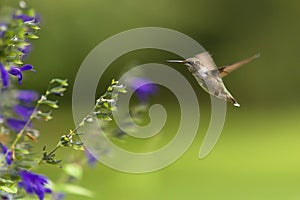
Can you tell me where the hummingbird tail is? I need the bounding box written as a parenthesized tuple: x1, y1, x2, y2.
(227, 96, 240, 107)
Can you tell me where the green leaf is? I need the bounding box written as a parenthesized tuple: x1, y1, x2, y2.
(0, 184, 18, 194)
(114, 85, 127, 93)
(39, 99, 59, 109)
(24, 22, 40, 30)
(0, 178, 14, 184)
(25, 32, 39, 39)
(36, 111, 53, 121)
(63, 163, 83, 180)
(14, 59, 23, 65)
(100, 114, 112, 121)
(50, 79, 69, 86)
(61, 184, 94, 198)
(49, 86, 67, 95)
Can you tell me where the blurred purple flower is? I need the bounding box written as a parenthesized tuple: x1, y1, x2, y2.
(20, 44, 32, 60)
(128, 77, 158, 102)
(16, 90, 39, 102)
(13, 105, 35, 119)
(6, 118, 27, 132)
(14, 13, 41, 23)
(18, 170, 52, 200)
(0, 143, 12, 165)
(8, 64, 35, 85)
(52, 192, 65, 200)
(0, 115, 3, 123)
(0, 63, 9, 88)
(0, 23, 7, 38)
(85, 149, 97, 167)
(14, 14, 34, 22)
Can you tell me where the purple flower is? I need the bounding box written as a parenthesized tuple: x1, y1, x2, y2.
(0, 143, 12, 165)
(52, 192, 65, 200)
(13, 105, 35, 119)
(85, 149, 97, 167)
(16, 90, 39, 102)
(18, 170, 52, 200)
(128, 77, 158, 102)
(20, 44, 32, 60)
(8, 64, 35, 85)
(0, 115, 3, 123)
(14, 14, 34, 22)
(6, 118, 27, 132)
(14, 13, 41, 23)
(0, 63, 9, 88)
(0, 23, 7, 38)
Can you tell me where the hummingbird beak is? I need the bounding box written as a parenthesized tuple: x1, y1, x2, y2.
(166, 60, 186, 64)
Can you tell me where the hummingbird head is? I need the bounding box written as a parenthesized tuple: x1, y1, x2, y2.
(166, 58, 202, 74)
(183, 57, 200, 67)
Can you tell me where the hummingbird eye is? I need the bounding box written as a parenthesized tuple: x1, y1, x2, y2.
(186, 61, 194, 65)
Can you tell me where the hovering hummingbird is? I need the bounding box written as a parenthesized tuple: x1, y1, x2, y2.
(167, 52, 259, 107)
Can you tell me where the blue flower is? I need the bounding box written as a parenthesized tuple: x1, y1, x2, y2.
(0, 63, 9, 88)
(128, 77, 158, 102)
(52, 192, 65, 200)
(8, 64, 35, 85)
(18, 170, 51, 200)
(0, 143, 12, 165)
(14, 13, 41, 23)
(0, 23, 7, 38)
(16, 90, 39, 102)
(13, 105, 35, 119)
(20, 44, 32, 60)
(85, 149, 97, 167)
(6, 118, 27, 132)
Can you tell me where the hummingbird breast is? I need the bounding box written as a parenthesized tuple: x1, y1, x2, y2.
(191, 69, 234, 102)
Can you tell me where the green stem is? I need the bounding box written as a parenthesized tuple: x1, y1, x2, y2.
(29, 143, 61, 171)
(0, 101, 40, 166)
(0, 84, 52, 166)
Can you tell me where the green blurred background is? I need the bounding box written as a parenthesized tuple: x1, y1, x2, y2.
(1, 0, 300, 199)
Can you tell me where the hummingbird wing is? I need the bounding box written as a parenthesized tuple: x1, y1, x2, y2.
(193, 51, 218, 70)
(218, 53, 260, 78)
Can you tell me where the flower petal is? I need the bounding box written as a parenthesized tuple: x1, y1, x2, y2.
(128, 77, 158, 102)
(20, 64, 34, 71)
(14, 14, 35, 22)
(85, 149, 97, 167)
(0, 63, 9, 88)
(14, 105, 35, 119)
(16, 90, 39, 102)
(18, 170, 52, 200)
(6, 118, 27, 132)
(0, 143, 12, 165)
(8, 67, 21, 76)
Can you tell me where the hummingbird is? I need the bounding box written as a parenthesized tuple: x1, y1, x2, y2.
(167, 52, 259, 107)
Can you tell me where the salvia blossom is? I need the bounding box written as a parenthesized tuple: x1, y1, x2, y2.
(0, 143, 12, 165)
(14, 13, 38, 23)
(20, 44, 32, 60)
(13, 105, 35, 119)
(0, 23, 7, 38)
(6, 118, 28, 132)
(52, 192, 65, 200)
(127, 77, 158, 102)
(15, 90, 39, 102)
(8, 64, 35, 85)
(18, 170, 52, 200)
(0, 63, 9, 88)
(85, 149, 97, 167)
